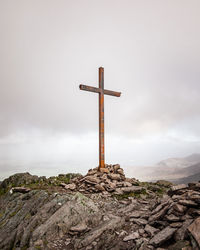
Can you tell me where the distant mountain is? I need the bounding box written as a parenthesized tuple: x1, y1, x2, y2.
(184, 153, 200, 163)
(173, 172, 200, 184)
(173, 162, 200, 176)
(132, 153, 200, 182)
(156, 153, 200, 169)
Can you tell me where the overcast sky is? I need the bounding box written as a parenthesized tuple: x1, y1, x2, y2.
(0, 0, 200, 180)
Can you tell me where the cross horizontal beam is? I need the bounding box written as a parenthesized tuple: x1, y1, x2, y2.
(79, 84, 121, 97)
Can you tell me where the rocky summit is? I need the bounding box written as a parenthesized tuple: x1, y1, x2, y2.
(0, 165, 200, 250)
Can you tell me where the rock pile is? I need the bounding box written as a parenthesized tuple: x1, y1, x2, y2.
(119, 181, 200, 249)
(60, 164, 142, 194)
(0, 168, 200, 249)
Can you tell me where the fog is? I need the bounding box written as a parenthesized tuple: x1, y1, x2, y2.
(0, 0, 200, 180)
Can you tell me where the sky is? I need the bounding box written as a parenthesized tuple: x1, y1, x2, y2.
(0, 0, 200, 180)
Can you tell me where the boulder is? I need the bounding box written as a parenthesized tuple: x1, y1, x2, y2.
(1, 172, 39, 189)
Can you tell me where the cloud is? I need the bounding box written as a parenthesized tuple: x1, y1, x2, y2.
(0, 0, 200, 179)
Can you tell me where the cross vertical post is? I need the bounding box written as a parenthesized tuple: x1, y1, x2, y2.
(79, 67, 121, 170)
(99, 67, 105, 168)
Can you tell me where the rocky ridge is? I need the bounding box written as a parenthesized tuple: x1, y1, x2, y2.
(0, 165, 200, 250)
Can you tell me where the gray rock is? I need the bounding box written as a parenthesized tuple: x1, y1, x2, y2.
(173, 203, 187, 213)
(123, 232, 140, 241)
(149, 204, 169, 222)
(151, 201, 169, 215)
(122, 181, 132, 187)
(170, 222, 183, 228)
(121, 186, 145, 194)
(109, 174, 121, 181)
(165, 214, 180, 222)
(31, 193, 99, 244)
(130, 218, 148, 225)
(149, 226, 177, 246)
(117, 168, 124, 175)
(179, 199, 198, 207)
(174, 219, 193, 241)
(75, 215, 125, 248)
(145, 224, 159, 237)
(70, 222, 88, 233)
(129, 211, 142, 218)
(144, 224, 159, 237)
(64, 183, 76, 190)
(84, 176, 100, 185)
(0, 172, 39, 189)
(168, 184, 188, 196)
(94, 184, 105, 191)
(187, 217, 200, 248)
(113, 164, 120, 172)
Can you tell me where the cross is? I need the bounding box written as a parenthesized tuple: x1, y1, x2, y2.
(79, 67, 121, 169)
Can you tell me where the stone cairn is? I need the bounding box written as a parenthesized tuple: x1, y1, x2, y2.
(120, 182, 200, 248)
(60, 164, 142, 195)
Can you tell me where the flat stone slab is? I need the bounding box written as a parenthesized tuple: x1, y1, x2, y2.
(168, 184, 187, 196)
(70, 222, 88, 233)
(123, 232, 139, 241)
(145, 224, 159, 237)
(187, 217, 200, 248)
(179, 200, 198, 207)
(150, 226, 177, 247)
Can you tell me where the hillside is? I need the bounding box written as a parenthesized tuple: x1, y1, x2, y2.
(132, 154, 200, 182)
(173, 162, 200, 177)
(173, 172, 200, 184)
(184, 153, 200, 163)
(0, 166, 200, 249)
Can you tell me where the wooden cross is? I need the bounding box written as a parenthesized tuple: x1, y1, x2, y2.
(79, 67, 121, 169)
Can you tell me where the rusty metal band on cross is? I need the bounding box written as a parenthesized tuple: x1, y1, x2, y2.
(79, 67, 121, 169)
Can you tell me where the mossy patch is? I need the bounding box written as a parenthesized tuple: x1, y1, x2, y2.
(24, 212, 31, 220)
(112, 189, 148, 200)
(0, 188, 7, 196)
